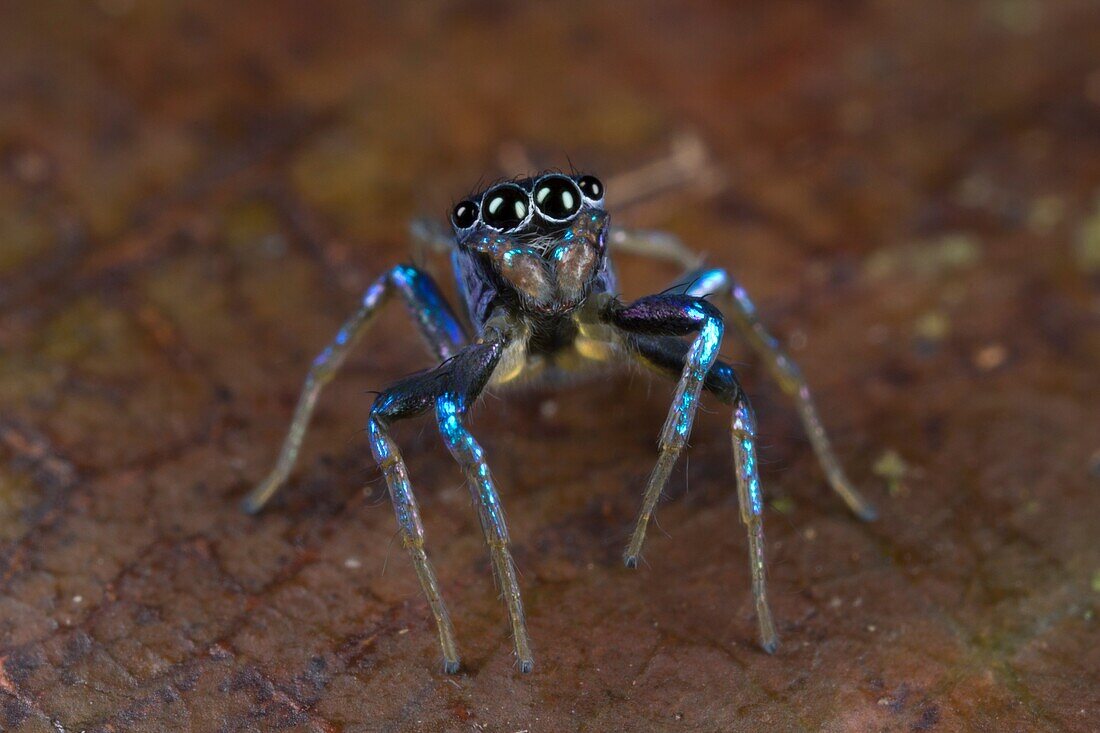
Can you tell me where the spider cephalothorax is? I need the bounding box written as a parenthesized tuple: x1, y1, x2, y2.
(244, 170, 877, 675)
(450, 173, 611, 318)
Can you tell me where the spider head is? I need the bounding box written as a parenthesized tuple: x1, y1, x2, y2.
(450, 173, 610, 315)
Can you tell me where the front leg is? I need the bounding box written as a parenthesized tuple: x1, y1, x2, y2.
(622, 332, 779, 652)
(601, 294, 725, 567)
(606, 229, 877, 520)
(436, 392, 534, 673)
(372, 318, 535, 672)
(431, 314, 534, 672)
(369, 367, 464, 673)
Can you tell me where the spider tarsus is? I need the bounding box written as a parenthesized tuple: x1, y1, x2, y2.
(757, 607, 779, 654)
(623, 554, 640, 569)
(442, 659, 461, 675)
(855, 502, 879, 522)
(518, 659, 534, 674)
(239, 494, 266, 515)
(240, 476, 282, 514)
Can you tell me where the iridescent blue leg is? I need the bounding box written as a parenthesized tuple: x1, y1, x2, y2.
(602, 294, 725, 568)
(437, 388, 534, 672)
(624, 333, 778, 652)
(730, 397, 779, 652)
(671, 267, 876, 520)
(243, 264, 468, 513)
(612, 228, 875, 518)
(368, 333, 533, 673)
(368, 363, 467, 673)
(368, 416, 460, 672)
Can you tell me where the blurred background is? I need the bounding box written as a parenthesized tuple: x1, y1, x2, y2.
(1, 1, 1098, 731)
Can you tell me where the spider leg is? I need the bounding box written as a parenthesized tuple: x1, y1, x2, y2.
(408, 217, 457, 260)
(436, 393, 534, 673)
(626, 333, 778, 652)
(617, 228, 876, 520)
(607, 226, 703, 271)
(375, 328, 534, 672)
(368, 367, 464, 673)
(670, 266, 877, 520)
(600, 294, 725, 568)
(243, 264, 469, 513)
(730, 398, 779, 652)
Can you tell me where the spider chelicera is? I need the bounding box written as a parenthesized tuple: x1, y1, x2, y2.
(242, 171, 877, 674)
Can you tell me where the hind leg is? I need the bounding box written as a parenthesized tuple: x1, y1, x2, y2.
(608, 227, 702, 270)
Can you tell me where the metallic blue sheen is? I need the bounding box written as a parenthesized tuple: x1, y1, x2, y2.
(392, 264, 466, 354)
(674, 391, 693, 439)
(367, 418, 390, 461)
(660, 305, 723, 447)
(452, 248, 498, 335)
(372, 392, 397, 415)
(686, 268, 729, 299)
(741, 437, 763, 515)
(436, 395, 502, 522)
(367, 418, 422, 539)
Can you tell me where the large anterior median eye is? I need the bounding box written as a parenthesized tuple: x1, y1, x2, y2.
(533, 175, 582, 222)
(481, 184, 529, 231)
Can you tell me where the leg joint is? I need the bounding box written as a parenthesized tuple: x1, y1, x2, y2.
(731, 397, 757, 438)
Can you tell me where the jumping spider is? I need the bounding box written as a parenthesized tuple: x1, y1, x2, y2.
(243, 171, 877, 674)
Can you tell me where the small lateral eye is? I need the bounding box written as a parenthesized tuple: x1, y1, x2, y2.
(577, 175, 604, 201)
(451, 200, 479, 229)
(481, 184, 529, 231)
(533, 175, 582, 222)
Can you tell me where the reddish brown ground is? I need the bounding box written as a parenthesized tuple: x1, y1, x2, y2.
(1, 2, 1098, 731)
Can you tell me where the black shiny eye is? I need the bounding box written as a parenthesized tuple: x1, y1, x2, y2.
(481, 184, 529, 231)
(577, 175, 603, 201)
(533, 175, 582, 221)
(451, 200, 478, 229)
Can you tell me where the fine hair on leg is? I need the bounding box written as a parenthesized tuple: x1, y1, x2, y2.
(437, 392, 534, 672)
(368, 414, 461, 672)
